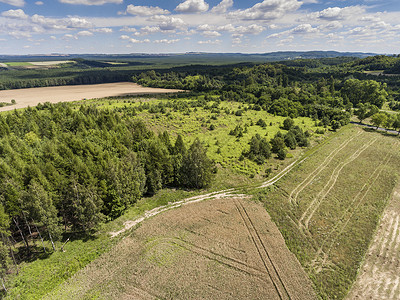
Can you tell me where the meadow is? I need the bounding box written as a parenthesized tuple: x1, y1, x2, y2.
(254, 126, 400, 299)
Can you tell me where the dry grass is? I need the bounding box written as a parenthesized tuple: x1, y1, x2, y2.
(44, 197, 317, 300)
(0, 82, 183, 112)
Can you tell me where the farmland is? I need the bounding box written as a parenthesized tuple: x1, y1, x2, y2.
(0, 82, 183, 112)
(255, 126, 400, 299)
(43, 197, 317, 300)
(346, 179, 400, 299)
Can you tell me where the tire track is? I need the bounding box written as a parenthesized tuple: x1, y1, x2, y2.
(288, 133, 359, 204)
(299, 137, 377, 231)
(235, 199, 291, 300)
(311, 153, 392, 270)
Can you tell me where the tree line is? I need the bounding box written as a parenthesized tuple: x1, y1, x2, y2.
(0, 103, 215, 278)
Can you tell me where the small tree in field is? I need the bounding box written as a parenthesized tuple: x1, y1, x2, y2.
(371, 112, 388, 129)
(180, 138, 214, 189)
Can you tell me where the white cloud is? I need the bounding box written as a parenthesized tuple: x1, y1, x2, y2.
(65, 17, 92, 28)
(1, 9, 28, 19)
(267, 24, 319, 38)
(120, 35, 130, 40)
(211, 0, 233, 14)
(119, 27, 137, 32)
(50, 35, 56, 40)
(58, 0, 122, 5)
(9, 31, 31, 39)
(0, 0, 25, 7)
(77, 30, 93, 36)
(149, 15, 185, 31)
(62, 33, 77, 40)
(229, 0, 302, 21)
(175, 0, 209, 13)
(198, 39, 221, 44)
(92, 27, 112, 33)
(318, 21, 343, 31)
(309, 6, 366, 21)
(154, 39, 180, 44)
(35, 1, 43, 5)
(126, 4, 170, 16)
(201, 30, 221, 37)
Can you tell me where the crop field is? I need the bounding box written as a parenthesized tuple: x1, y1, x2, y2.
(346, 180, 400, 299)
(0, 82, 183, 113)
(255, 126, 400, 299)
(43, 197, 317, 300)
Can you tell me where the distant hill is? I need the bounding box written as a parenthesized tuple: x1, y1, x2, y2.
(0, 51, 378, 64)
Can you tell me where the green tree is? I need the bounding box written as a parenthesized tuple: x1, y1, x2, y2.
(371, 112, 388, 129)
(180, 138, 214, 189)
(283, 117, 294, 130)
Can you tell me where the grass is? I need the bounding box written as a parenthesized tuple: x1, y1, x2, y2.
(251, 125, 400, 299)
(5, 62, 33, 67)
(79, 95, 324, 186)
(3, 188, 201, 300)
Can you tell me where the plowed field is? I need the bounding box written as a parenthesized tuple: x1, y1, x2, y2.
(44, 197, 317, 300)
(0, 82, 183, 112)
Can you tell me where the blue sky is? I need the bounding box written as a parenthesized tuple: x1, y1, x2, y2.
(0, 0, 398, 54)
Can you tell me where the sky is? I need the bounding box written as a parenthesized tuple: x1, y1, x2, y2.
(0, 0, 398, 54)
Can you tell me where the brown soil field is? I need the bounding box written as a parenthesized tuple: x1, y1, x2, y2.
(44, 197, 317, 300)
(346, 182, 400, 300)
(0, 82, 183, 112)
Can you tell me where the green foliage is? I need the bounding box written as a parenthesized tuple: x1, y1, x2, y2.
(180, 138, 215, 189)
(244, 134, 271, 165)
(282, 117, 294, 130)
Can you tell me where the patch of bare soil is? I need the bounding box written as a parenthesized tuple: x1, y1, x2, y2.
(0, 82, 183, 112)
(46, 198, 317, 300)
(346, 183, 400, 300)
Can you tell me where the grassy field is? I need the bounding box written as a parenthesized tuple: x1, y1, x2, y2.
(82, 96, 324, 186)
(42, 197, 317, 300)
(253, 126, 400, 299)
(346, 177, 400, 299)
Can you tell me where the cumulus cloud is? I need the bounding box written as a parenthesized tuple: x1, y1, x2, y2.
(308, 6, 366, 21)
(120, 35, 130, 40)
(200, 23, 266, 35)
(129, 38, 150, 44)
(154, 39, 180, 44)
(92, 27, 113, 33)
(198, 39, 221, 44)
(35, 1, 43, 4)
(229, 0, 302, 21)
(211, 0, 233, 14)
(1, 9, 28, 19)
(175, 0, 209, 13)
(149, 15, 185, 31)
(77, 30, 93, 36)
(0, 0, 25, 7)
(126, 4, 170, 16)
(201, 30, 221, 37)
(318, 21, 343, 31)
(268, 24, 319, 38)
(58, 0, 122, 5)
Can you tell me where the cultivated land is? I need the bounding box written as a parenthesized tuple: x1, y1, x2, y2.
(44, 197, 317, 300)
(0, 82, 183, 112)
(347, 180, 400, 299)
(256, 126, 400, 299)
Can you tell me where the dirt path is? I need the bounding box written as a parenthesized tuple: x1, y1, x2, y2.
(0, 82, 183, 112)
(110, 157, 304, 239)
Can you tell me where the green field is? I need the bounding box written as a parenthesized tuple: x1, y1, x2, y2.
(254, 125, 400, 299)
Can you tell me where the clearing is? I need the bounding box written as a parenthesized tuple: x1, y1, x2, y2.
(44, 197, 317, 300)
(256, 125, 400, 299)
(0, 82, 183, 112)
(346, 179, 400, 299)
